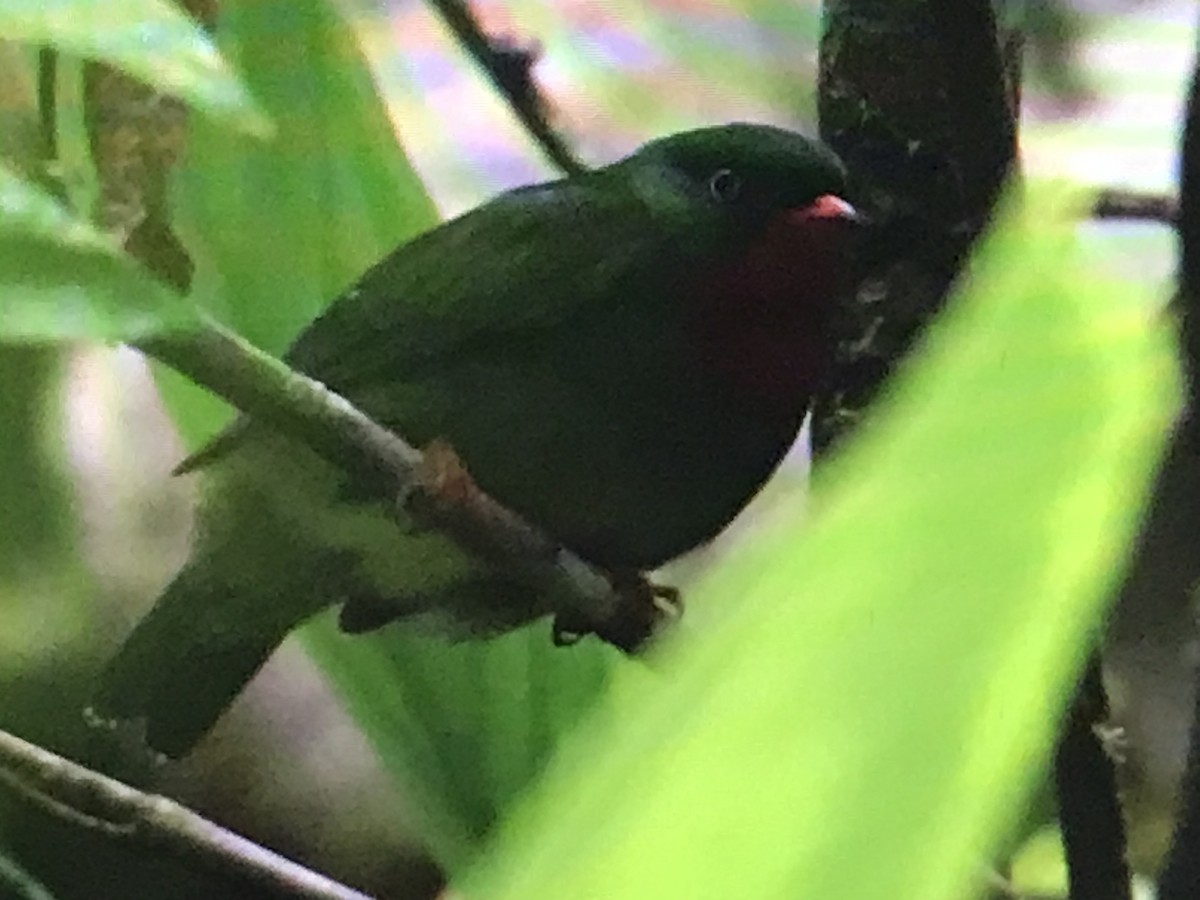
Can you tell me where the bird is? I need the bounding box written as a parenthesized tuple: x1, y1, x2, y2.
(94, 122, 859, 756)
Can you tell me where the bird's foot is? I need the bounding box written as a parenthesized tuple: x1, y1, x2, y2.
(552, 570, 683, 653)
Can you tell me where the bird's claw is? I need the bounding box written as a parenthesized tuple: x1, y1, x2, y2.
(551, 570, 682, 653)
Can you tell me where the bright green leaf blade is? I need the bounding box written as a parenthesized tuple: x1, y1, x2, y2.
(461, 184, 1179, 899)
(0, 163, 195, 340)
(0, 0, 270, 136)
(173, 0, 436, 357)
(163, 0, 439, 446)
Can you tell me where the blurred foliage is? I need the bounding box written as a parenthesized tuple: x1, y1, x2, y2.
(0, 0, 1187, 898)
(0, 164, 192, 340)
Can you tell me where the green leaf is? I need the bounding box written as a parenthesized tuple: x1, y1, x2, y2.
(305, 623, 618, 868)
(459, 184, 1178, 898)
(0, 41, 44, 177)
(0, 163, 195, 340)
(0, 0, 270, 136)
(172, 0, 436, 359)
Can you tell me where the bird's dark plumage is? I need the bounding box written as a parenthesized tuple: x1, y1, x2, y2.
(95, 123, 857, 755)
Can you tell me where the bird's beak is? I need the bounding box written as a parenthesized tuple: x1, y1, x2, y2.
(797, 194, 861, 224)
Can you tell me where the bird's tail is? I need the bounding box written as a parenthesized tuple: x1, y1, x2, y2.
(91, 560, 321, 758)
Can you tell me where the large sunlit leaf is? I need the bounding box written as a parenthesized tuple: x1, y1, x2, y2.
(156, 0, 620, 867)
(0, 0, 269, 136)
(0, 163, 194, 340)
(459, 184, 1178, 898)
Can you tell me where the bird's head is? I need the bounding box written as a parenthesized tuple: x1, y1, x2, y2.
(614, 123, 860, 415)
(619, 121, 855, 244)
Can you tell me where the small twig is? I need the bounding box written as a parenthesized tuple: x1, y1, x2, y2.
(425, 0, 585, 177)
(137, 317, 669, 652)
(0, 727, 373, 900)
(1092, 189, 1178, 225)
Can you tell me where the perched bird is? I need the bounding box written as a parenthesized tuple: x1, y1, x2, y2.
(95, 123, 858, 756)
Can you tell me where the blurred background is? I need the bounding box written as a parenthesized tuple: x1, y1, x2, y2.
(0, 0, 1194, 897)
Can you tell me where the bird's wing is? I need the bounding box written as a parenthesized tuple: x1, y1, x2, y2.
(287, 176, 651, 392)
(177, 176, 657, 474)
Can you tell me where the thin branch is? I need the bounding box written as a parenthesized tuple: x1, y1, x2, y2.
(0, 849, 57, 900)
(137, 317, 671, 653)
(0, 727, 373, 900)
(1092, 189, 1178, 225)
(425, 0, 585, 177)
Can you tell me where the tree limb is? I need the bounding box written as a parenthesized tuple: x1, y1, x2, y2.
(425, 0, 585, 177)
(137, 317, 672, 653)
(0, 727, 373, 900)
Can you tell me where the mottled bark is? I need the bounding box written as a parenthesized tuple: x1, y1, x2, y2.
(813, 0, 1016, 450)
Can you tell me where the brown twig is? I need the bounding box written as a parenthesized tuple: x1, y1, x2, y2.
(1092, 189, 1178, 225)
(425, 0, 585, 177)
(0, 727, 374, 900)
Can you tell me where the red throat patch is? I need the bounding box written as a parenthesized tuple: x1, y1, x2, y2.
(691, 194, 857, 415)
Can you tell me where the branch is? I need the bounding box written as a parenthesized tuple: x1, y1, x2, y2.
(0, 727, 373, 900)
(1092, 189, 1178, 225)
(0, 850, 56, 900)
(137, 317, 671, 653)
(425, 0, 585, 177)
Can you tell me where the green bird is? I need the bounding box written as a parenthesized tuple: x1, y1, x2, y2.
(95, 123, 858, 756)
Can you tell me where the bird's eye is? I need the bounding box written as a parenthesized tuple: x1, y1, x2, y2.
(708, 168, 742, 203)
